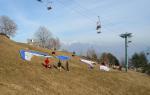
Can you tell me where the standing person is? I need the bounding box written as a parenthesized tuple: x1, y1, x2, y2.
(57, 60, 62, 71)
(65, 61, 69, 71)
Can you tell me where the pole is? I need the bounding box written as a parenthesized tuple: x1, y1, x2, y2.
(120, 32, 132, 72)
(125, 36, 128, 72)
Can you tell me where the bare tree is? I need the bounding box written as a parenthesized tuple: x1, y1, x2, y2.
(34, 26, 52, 48)
(86, 48, 97, 61)
(53, 37, 61, 50)
(46, 37, 61, 50)
(0, 16, 17, 37)
(34, 26, 61, 49)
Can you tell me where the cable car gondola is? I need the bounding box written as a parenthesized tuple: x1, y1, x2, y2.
(96, 16, 101, 34)
(47, 6, 52, 10)
(47, 2, 52, 10)
(37, 0, 52, 11)
(37, 0, 42, 3)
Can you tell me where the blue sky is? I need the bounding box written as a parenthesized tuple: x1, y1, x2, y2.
(0, 0, 150, 58)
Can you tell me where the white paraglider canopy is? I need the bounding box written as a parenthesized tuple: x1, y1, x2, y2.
(80, 59, 95, 67)
(100, 65, 110, 71)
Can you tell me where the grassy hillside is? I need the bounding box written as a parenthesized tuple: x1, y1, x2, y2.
(0, 35, 150, 95)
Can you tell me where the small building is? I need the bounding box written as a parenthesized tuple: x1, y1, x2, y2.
(27, 39, 34, 45)
(27, 39, 40, 47)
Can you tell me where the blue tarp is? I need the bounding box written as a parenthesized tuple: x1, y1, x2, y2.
(56, 55, 70, 61)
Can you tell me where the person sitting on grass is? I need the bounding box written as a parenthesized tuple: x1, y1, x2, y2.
(57, 60, 62, 71)
(43, 58, 51, 69)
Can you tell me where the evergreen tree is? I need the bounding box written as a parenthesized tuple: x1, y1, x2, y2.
(130, 52, 148, 68)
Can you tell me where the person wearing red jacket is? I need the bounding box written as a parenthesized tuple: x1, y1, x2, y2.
(44, 58, 50, 68)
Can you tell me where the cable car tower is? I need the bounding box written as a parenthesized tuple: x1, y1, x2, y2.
(96, 16, 101, 34)
(120, 32, 133, 72)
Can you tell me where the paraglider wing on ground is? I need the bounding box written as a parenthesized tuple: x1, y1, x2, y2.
(100, 65, 110, 71)
(56, 55, 70, 61)
(20, 49, 52, 61)
(80, 59, 95, 67)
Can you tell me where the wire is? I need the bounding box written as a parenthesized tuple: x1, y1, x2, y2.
(55, 0, 97, 24)
(70, 0, 129, 34)
(39, 0, 122, 34)
(71, 0, 114, 24)
(37, 0, 52, 10)
(71, 0, 99, 20)
(55, 0, 119, 33)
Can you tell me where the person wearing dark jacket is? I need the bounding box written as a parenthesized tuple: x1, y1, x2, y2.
(65, 61, 69, 71)
(57, 60, 62, 71)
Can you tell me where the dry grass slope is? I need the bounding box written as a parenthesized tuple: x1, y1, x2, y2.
(0, 35, 150, 95)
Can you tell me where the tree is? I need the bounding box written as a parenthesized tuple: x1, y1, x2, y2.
(34, 26, 52, 48)
(99, 52, 108, 63)
(86, 48, 97, 61)
(46, 37, 61, 50)
(99, 52, 119, 66)
(143, 64, 150, 75)
(130, 52, 150, 75)
(107, 53, 119, 66)
(130, 52, 148, 69)
(0, 16, 17, 37)
(34, 26, 61, 49)
(52, 37, 61, 50)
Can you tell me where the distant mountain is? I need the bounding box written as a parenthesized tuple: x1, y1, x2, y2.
(61, 42, 119, 57)
(61, 42, 150, 62)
